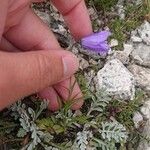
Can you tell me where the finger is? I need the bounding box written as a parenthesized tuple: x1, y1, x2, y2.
(0, 0, 8, 40)
(0, 50, 78, 110)
(38, 87, 62, 111)
(0, 38, 61, 111)
(54, 77, 83, 110)
(0, 37, 19, 52)
(5, 8, 83, 110)
(5, 9, 60, 50)
(31, 0, 45, 2)
(51, 0, 92, 40)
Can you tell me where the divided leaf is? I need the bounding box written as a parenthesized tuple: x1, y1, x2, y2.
(99, 121, 128, 142)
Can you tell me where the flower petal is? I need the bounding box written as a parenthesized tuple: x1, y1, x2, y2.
(82, 31, 111, 43)
(81, 31, 111, 54)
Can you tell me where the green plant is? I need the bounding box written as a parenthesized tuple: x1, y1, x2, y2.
(7, 88, 128, 149)
(106, 90, 144, 130)
(10, 100, 55, 150)
(75, 131, 93, 150)
(109, 3, 149, 49)
(99, 121, 128, 142)
(0, 1, 148, 149)
(76, 73, 91, 100)
(92, 138, 117, 150)
(1, 87, 145, 150)
(90, 0, 119, 11)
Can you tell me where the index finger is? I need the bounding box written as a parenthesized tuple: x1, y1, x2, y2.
(51, 0, 92, 40)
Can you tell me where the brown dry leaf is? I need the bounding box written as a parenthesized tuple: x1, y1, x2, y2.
(144, 0, 150, 22)
(145, 13, 150, 22)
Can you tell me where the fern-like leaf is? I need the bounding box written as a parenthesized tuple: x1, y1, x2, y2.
(99, 121, 128, 143)
(89, 90, 112, 114)
(92, 138, 116, 150)
(17, 128, 27, 137)
(10, 100, 54, 150)
(76, 131, 93, 150)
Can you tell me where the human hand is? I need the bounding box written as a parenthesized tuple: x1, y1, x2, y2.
(0, 0, 92, 110)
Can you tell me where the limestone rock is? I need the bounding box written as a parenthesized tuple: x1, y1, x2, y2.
(34, 10, 51, 26)
(137, 99, 150, 150)
(116, 0, 125, 20)
(133, 112, 143, 128)
(137, 120, 150, 150)
(123, 43, 134, 56)
(141, 100, 150, 120)
(131, 36, 142, 43)
(110, 39, 119, 47)
(128, 64, 150, 94)
(131, 44, 150, 68)
(131, 21, 150, 45)
(78, 56, 89, 70)
(97, 59, 135, 100)
(108, 51, 130, 65)
(138, 21, 150, 46)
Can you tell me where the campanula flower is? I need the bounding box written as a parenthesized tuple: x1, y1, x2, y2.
(81, 31, 111, 55)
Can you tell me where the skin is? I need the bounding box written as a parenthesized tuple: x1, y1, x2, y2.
(0, 0, 92, 111)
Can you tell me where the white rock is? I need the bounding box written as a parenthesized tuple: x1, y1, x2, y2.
(72, 46, 79, 55)
(135, 0, 142, 5)
(89, 59, 98, 65)
(110, 39, 119, 47)
(108, 44, 133, 64)
(141, 100, 150, 120)
(108, 51, 130, 65)
(50, 5, 64, 22)
(128, 64, 150, 94)
(133, 112, 143, 128)
(53, 24, 66, 35)
(58, 24, 66, 34)
(131, 21, 150, 46)
(131, 30, 138, 36)
(138, 21, 150, 45)
(123, 43, 134, 56)
(78, 57, 89, 70)
(84, 70, 96, 92)
(34, 10, 51, 26)
(97, 59, 135, 100)
(78, 45, 103, 60)
(131, 44, 150, 68)
(138, 100, 150, 149)
(131, 36, 142, 43)
(137, 120, 150, 150)
(116, 0, 125, 20)
(88, 7, 98, 20)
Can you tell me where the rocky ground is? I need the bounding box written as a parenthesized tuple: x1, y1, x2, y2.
(0, 0, 150, 150)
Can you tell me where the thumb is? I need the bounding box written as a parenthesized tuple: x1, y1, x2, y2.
(0, 50, 79, 109)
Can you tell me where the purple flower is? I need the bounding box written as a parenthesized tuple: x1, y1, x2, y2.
(81, 31, 111, 55)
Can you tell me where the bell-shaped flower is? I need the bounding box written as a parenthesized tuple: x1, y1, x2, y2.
(81, 31, 111, 55)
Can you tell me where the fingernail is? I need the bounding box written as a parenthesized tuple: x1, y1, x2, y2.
(62, 54, 79, 77)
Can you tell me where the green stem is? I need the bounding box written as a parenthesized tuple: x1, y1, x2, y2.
(0, 124, 18, 130)
(2, 138, 23, 144)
